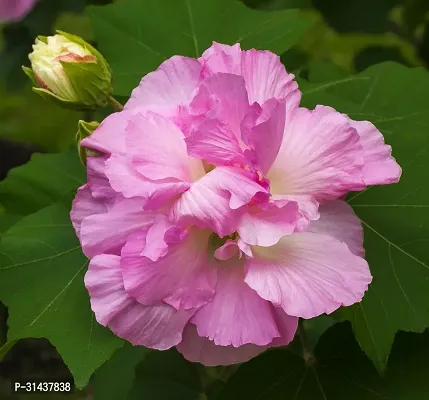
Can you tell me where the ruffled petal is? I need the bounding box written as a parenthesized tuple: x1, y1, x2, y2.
(80, 197, 154, 257)
(268, 106, 366, 200)
(271, 194, 320, 231)
(85, 254, 193, 350)
(185, 118, 245, 166)
(241, 98, 286, 174)
(105, 154, 191, 209)
(269, 306, 299, 347)
(192, 262, 280, 347)
(126, 112, 204, 182)
(125, 56, 203, 115)
(201, 44, 301, 107)
(177, 323, 266, 366)
(121, 226, 216, 310)
(70, 184, 107, 236)
(240, 49, 301, 106)
(214, 240, 240, 260)
(190, 73, 250, 139)
(309, 200, 364, 257)
(237, 201, 299, 247)
(81, 111, 128, 155)
(245, 232, 372, 319)
(200, 42, 242, 76)
(170, 166, 268, 237)
(347, 119, 402, 185)
(86, 156, 117, 200)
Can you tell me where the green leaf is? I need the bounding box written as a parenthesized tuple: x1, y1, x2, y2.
(0, 150, 85, 215)
(300, 62, 429, 372)
(88, 0, 311, 96)
(93, 343, 150, 400)
(0, 203, 122, 388)
(354, 46, 410, 72)
(217, 322, 429, 400)
(128, 349, 203, 400)
(0, 212, 21, 236)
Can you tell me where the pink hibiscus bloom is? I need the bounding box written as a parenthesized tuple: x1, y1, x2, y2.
(71, 43, 401, 366)
(0, 0, 39, 22)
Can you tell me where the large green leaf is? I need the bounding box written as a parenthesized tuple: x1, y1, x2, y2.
(93, 343, 150, 400)
(88, 0, 311, 96)
(217, 323, 429, 400)
(0, 212, 20, 237)
(128, 349, 203, 400)
(300, 62, 429, 372)
(0, 202, 122, 388)
(0, 150, 85, 215)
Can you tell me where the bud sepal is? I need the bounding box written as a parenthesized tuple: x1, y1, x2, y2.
(76, 120, 101, 166)
(24, 31, 112, 110)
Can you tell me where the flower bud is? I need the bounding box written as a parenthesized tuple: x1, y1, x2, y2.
(23, 31, 112, 109)
(76, 120, 101, 165)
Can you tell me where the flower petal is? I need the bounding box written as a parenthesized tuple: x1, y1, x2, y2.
(309, 200, 364, 257)
(177, 323, 266, 366)
(70, 184, 107, 236)
(245, 232, 372, 319)
(81, 111, 128, 155)
(86, 156, 117, 200)
(347, 119, 402, 185)
(126, 112, 204, 182)
(105, 154, 191, 208)
(0, 0, 39, 22)
(200, 42, 242, 76)
(214, 239, 240, 260)
(271, 194, 320, 231)
(268, 105, 366, 200)
(192, 262, 280, 347)
(170, 166, 268, 237)
(85, 254, 193, 350)
(190, 73, 250, 139)
(241, 98, 286, 174)
(240, 49, 301, 106)
(125, 56, 203, 115)
(269, 306, 299, 347)
(201, 45, 301, 107)
(185, 118, 245, 166)
(237, 201, 299, 247)
(80, 197, 154, 257)
(121, 227, 216, 310)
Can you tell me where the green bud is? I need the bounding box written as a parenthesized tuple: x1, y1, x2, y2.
(23, 31, 112, 110)
(76, 120, 101, 165)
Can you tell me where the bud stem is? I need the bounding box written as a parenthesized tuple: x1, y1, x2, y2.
(298, 319, 316, 367)
(108, 95, 124, 112)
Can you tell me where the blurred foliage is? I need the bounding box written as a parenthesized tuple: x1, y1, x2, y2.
(0, 84, 80, 152)
(0, 0, 429, 397)
(1, 0, 428, 153)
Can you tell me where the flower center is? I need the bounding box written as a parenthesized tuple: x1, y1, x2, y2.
(208, 232, 238, 253)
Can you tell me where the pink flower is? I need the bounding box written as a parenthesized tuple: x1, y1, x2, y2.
(0, 0, 39, 22)
(71, 43, 401, 366)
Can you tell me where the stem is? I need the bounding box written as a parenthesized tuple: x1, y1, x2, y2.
(108, 95, 124, 112)
(298, 319, 316, 366)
